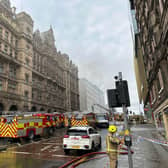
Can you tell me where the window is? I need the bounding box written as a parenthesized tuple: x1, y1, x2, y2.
(0, 80, 3, 90)
(151, 85, 156, 104)
(5, 31, 9, 41)
(25, 58, 29, 66)
(0, 63, 3, 73)
(10, 48, 13, 57)
(11, 36, 13, 44)
(14, 51, 17, 58)
(9, 66, 16, 78)
(8, 81, 16, 92)
(0, 27, 2, 37)
(89, 128, 95, 134)
(67, 129, 87, 136)
(158, 69, 164, 92)
(39, 92, 42, 100)
(24, 91, 29, 99)
(32, 92, 34, 99)
(4, 44, 8, 53)
(159, 0, 163, 14)
(25, 73, 29, 83)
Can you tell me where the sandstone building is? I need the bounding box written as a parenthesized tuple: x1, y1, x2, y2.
(0, 0, 79, 113)
(129, 0, 168, 138)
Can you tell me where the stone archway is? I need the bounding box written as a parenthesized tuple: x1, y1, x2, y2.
(9, 105, 18, 111)
(0, 103, 4, 115)
(47, 109, 51, 113)
(31, 106, 37, 112)
(40, 108, 45, 111)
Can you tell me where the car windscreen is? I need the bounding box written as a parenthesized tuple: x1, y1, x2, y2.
(67, 129, 87, 136)
(96, 116, 105, 120)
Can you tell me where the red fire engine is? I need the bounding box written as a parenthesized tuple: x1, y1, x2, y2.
(0, 112, 58, 140)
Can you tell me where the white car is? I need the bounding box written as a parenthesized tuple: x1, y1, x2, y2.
(63, 126, 101, 154)
(95, 115, 109, 128)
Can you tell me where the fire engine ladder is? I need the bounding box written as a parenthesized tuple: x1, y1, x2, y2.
(91, 104, 111, 113)
(91, 104, 115, 122)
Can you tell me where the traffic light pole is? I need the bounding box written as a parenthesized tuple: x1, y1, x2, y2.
(123, 104, 133, 168)
(119, 72, 133, 168)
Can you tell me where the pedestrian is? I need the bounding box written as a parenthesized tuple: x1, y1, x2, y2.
(106, 125, 122, 168)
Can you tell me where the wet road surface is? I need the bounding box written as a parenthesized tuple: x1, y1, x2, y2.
(0, 128, 72, 168)
(0, 124, 168, 168)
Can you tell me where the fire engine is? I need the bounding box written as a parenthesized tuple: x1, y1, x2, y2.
(0, 112, 58, 140)
(81, 111, 96, 128)
(70, 113, 87, 127)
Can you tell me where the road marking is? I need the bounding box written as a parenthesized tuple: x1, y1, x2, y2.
(41, 145, 52, 151)
(4, 151, 41, 155)
(49, 146, 60, 152)
(52, 154, 70, 158)
(43, 143, 61, 145)
(11, 151, 34, 155)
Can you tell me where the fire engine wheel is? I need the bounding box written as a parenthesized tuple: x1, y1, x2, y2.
(28, 130, 35, 140)
(48, 127, 54, 135)
(64, 149, 70, 155)
(43, 128, 48, 137)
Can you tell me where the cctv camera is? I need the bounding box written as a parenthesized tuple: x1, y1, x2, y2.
(114, 76, 118, 80)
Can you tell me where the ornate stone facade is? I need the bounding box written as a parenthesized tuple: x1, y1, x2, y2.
(0, 0, 79, 113)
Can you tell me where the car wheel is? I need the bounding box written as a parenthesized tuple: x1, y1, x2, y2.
(64, 149, 70, 155)
(91, 142, 95, 152)
(98, 138, 102, 149)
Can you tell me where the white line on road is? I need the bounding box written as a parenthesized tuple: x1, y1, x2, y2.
(43, 143, 61, 145)
(41, 145, 52, 151)
(49, 146, 60, 152)
(52, 154, 70, 158)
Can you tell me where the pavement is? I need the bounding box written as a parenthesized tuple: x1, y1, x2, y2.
(78, 124, 168, 168)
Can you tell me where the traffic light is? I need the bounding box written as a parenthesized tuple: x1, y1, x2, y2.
(107, 80, 130, 108)
(115, 80, 130, 107)
(107, 89, 122, 108)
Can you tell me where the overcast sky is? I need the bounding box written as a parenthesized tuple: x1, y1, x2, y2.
(10, 0, 142, 113)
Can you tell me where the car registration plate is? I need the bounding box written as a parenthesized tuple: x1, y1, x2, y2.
(72, 145, 80, 149)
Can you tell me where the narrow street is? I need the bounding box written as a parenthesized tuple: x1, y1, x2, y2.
(0, 124, 168, 168)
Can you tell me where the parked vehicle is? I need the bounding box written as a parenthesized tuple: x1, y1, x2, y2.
(63, 126, 101, 154)
(0, 111, 61, 140)
(82, 112, 96, 128)
(95, 113, 109, 128)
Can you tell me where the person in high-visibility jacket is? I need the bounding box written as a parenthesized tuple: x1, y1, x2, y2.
(106, 125, 122, 168)
(64, 116, 69, 127)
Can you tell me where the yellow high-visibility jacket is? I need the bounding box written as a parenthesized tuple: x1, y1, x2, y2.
(106, 134, 120, 153)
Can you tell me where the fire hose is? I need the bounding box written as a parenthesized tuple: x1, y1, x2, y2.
(59, 149, 134, 168)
